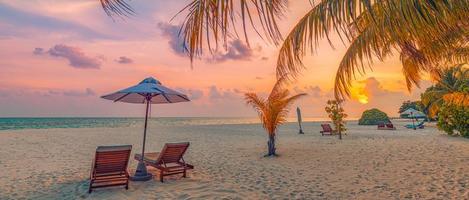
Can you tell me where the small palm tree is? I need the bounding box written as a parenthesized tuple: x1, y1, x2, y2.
(244, 78, 306, 157)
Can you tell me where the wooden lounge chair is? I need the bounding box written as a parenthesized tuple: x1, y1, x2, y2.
(89, 145, 132, 193)
(378, 122, 396, 130)
(134, 142, 194, 182)
(405, 121, 425, 129)
(320, 124, 337, 135)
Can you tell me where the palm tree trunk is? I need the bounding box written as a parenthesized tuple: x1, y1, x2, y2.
(266, 134, 276, 156)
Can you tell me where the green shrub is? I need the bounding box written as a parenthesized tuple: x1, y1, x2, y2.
(437, 102, 469, 137)
(358, 108, 390, 125)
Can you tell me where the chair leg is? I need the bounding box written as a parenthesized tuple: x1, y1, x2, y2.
(125, 180, 129, 190)
(160, 171, 164, 183)
(88, 180, 93, 193)
(183, 169, 186, 178)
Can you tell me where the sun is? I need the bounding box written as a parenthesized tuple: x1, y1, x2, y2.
(357, 95, 369, 104)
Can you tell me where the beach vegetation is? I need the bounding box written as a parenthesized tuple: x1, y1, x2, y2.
(325, 100, 347, 140)
(358, 108, 390, 125)
(437, 93, 469, 137)
(421, 64, 469, 118)
(244, 78, 306, 156)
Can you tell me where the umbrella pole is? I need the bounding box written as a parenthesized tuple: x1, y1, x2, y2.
(131, 97, 153, 181)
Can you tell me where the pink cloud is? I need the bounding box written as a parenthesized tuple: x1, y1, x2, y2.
(116, 56, 133, 64)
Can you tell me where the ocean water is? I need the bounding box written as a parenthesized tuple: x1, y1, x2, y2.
(0, 117, 334, 131)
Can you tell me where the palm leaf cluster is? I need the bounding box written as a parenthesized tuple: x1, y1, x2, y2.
(178, 0, 287, 62)
(421, 64, 469, 117)
(244, 78, 306, 136)
(100, 0, 469, 100)
(100, 0, 134, 18)
(276, 0, 469, 99)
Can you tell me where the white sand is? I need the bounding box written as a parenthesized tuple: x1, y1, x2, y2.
(0, 121, 468, 199)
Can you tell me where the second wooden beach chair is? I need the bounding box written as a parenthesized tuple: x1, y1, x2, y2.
(320, 124, 337, 136)
(134, 142, 194, 182)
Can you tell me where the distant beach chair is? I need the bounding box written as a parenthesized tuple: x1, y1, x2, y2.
(378, 122, 396, 130)
(320, 124, 337, 135)
(134, 142, 194, 182)
(405, 121, 425, 129)
(89, 145, 132, 193)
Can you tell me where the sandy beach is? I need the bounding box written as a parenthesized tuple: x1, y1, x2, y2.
(0, 120, 468, 199)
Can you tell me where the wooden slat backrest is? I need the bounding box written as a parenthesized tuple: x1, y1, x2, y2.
(321, 124, 332, 132)
(94, 145, 131, 175)
(156, 142, 189, 164)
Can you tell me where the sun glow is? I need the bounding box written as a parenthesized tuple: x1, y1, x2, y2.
(349, 82, 369, 104)
(356, 95, 369, 104)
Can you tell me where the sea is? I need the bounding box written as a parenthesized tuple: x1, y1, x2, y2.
(0, 117, 336, 131)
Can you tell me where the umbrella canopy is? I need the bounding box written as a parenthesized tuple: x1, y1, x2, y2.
(101, 77, 189, 103)
(101, 77, 190, 181)
(401, 108, 426, 118)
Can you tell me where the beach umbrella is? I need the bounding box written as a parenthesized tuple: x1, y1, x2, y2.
(401, 108, 425, 130)
(296, 107, 304, 134)
(401, 108, 426, 118)
(101, 77, 190, 181)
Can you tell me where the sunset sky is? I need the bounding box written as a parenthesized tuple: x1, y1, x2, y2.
(0, 0, 432, 118)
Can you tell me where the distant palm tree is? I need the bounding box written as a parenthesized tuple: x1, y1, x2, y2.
(100, 0, 469, 99)
(421, 64, 469, 117)
(244, 78, 306, 157)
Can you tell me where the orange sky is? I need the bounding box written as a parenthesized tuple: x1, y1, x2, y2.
(0, 1, 431, 118)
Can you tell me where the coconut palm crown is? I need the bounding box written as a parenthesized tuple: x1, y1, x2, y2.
(244, 78, 306, 156)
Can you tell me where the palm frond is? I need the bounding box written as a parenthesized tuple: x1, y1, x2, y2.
(178, 0, 287, 62)
(276, 0, 469, 98)
(276, 0, 375, 79)
(100, 0, 135, 18)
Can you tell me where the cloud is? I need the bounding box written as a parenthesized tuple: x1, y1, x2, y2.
(157, 22, 258, 62)
(35, 44, 102, 69)
(305, 86, 324, 98)
(255, 76, 263, 80)
(294, 85, 327, 98)
(158, 22, 186, 56)
(61, 88, 96, 97)
(175, 88, 204, 100)
(362, 77, 387, 96)
(116, 56, 133, 64)
(211, 40, 254, 62)
(0, 88, 96, 98)
(209, 86, 223, 99)
(208, 86, 240, 100)
(0, 2, 111, 40)
(33, 47, 45, 55)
